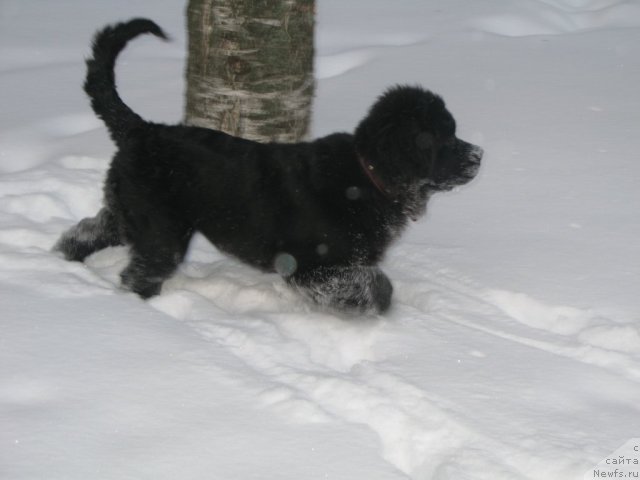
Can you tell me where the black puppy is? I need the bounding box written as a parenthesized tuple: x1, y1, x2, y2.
(55, 19, 483, 314)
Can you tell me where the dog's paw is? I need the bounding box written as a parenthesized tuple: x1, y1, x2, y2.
(53, 209, 122, 262)
(120, 266, 163, 299)
(288, 266, 393, 315)
(371, 269, 393, 313)
(53, 229, 94, 262)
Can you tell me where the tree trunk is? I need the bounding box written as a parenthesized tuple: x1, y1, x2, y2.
(184, 0, 315, 143)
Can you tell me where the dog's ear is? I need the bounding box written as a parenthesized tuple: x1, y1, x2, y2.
(355, 113, 434, 189)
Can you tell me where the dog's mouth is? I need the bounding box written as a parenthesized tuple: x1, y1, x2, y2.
(460, 143, 483, 183)
(468, 143, 484, 163)
(466, 144, 483, 172)
(461, 149, 482, 181)
(458, 141, 483, 176)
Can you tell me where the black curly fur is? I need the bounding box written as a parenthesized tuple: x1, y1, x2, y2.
(55, 18, 483, 314)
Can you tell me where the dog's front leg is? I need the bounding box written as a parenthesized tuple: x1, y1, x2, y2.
(286, 265, 393, 314)
(120, 233, 191, 299)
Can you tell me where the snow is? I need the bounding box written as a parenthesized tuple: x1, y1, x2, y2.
(1, 0, 639, 479)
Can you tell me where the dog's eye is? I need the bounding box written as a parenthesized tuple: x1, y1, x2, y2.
(442, 136, 456, 147)
(415, 132, 433, 150)
(442, 117, 456, 137)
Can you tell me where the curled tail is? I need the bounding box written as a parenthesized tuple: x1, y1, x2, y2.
(84, 18, 168, 144)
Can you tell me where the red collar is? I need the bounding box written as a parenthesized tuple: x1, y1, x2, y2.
(357, 155, 390, 198)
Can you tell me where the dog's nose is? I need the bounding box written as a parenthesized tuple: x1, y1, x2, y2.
(470, 144, 484, 162)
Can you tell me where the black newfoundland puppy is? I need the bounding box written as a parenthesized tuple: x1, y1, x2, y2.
(55, 19, 483, 314)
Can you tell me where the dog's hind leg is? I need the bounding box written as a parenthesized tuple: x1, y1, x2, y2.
(286, 265, 393, 314)
(54, 207, 122, 261)
(119, 228, 193, 299)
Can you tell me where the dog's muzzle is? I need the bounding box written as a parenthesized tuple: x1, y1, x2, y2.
(469, 143, 484, 162)
(455, 140, 483, 180)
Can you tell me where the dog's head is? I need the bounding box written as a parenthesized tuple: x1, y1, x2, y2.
(354, 85, 482, 217)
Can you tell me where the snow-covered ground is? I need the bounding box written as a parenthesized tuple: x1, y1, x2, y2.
(1, 1, 640, 478)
